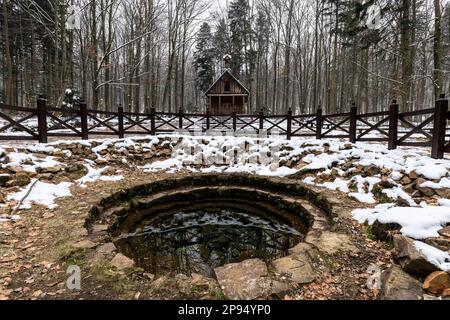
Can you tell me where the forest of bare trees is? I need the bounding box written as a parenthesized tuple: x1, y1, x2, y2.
(0, 0, 449, 115)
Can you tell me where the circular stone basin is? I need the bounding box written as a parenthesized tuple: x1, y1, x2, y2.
(87, 174, 331, 276)
(115, 208, 304, 277)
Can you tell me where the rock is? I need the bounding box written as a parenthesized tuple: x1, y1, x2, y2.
(191, 273, 220, 291)
(400, 176, 412, 185)
(343, 143, 353, 150)
(37, 165, 64, 174)
(393, 235, 439, 277)
(91, 224, 109, 234)
(6, 173, 31, 187)
(435, 189, 450, 199)
(97, 243, 117, 255)
(0, 174, 12, 187)
(415, 178, 436, 197)
(341, 161, 354, 171)
(438, 227, 450, 238)
(95, 158, 108, 165)
(65, 163, 88, 179)
(364, 165, 381, 176)
(111, 253, 135, 271)
(8, 166, 23, 173)
(382, 266, 422, 300)
(372, 221, 401, 242)
(316, 231, 359, 255)
(52, 151, 66, 158)
(425, 237, 450, 252)
(32, 290, 43, 298)
(288, 243, 318, 257)
(423, 271, 450, 295)
(214, 259, 288, 300)
(403, 183, 416, 194)
(408, 171, 419, 180)
(378, 178, 395, 189)
(39, 173, 54, 181)
(272, 254, 316, 284)
(73, 240, 97, 249)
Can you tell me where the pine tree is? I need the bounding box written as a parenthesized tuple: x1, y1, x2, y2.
(193, 23, 214, 94)
(228, 0, 251, 77)
(213, 18, 232, 68)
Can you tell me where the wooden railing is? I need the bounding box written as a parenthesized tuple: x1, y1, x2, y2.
(0, 95, 449, 159)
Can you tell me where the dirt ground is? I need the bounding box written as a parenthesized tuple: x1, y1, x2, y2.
(0, 165, 394, 301)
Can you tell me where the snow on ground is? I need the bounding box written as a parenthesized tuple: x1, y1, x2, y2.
(353, 204, 450, 240)
(1, 134, 449, 271)
(414, 241, 450, 272)
(77, 164, 123, 187)
(7, 180, 73, 210)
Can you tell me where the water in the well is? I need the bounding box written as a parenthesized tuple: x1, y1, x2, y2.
(114, 208, 304, 277)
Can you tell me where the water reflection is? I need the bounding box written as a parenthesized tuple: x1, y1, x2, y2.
(115, 209, 304, 277)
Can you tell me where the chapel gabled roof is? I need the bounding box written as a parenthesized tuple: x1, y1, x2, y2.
(205, 69, 250, 96)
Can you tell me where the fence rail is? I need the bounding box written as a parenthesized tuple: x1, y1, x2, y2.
(0, 94, 449, 159)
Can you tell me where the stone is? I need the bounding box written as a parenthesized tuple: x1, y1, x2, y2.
(214, 259, 287, 300)
(408, 171, 419, 180)
(423, 271, 450, 295)
(403, 183, 416, 194)
(0, 174, 12, 187)
(438, 227, 450, 238)
(415, 178, 436, 197)
(393, 235, 439, 277)
(111, 253, 135, 270)
(288, 243, 318, 257)
(316, 231, 359, 255)
(37, 165, 64, 174)
(435, 189, 450, 199)
(364, 165, 381, 176)
(382, 266, 422, 300)
(400, 176, 412, 185)
(65, 163, 88, 174)
(91, 224, 109, 233)
(6, 173, 31, 187)
(426, 237, 450, 252)
(372, 221, 401, 242)
(272, 254, 316, 284)
(72, 240, 97, 249)
(95, 158, 108, 165)
(8, 166, 23, 173)
(39, 173, 54, 181)
(97, 243, 117, 255)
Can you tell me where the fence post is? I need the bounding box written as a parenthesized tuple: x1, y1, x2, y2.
(232, 112, 237, 132)
(151, 107, 156, 135)
(206, 108, 210, 132)
(79, 100, 89, 140)
(179, 108, 183, 130)
(118, 105, 124, 139)
(259, 109, 264, 135)
(316, 106, 323, 140)
(431, 94, 448, 159)
(37, 96, 48, 143)
(349, 102, 357, 143)
(388, 99, 399, 150)
(286, 108, 293, 140)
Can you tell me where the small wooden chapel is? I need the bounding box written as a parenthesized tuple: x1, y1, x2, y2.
(205, 55, 250, 115)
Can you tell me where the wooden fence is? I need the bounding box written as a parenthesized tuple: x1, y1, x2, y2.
(0, 94, 449, 159)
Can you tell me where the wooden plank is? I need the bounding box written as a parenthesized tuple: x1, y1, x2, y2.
(0, 135, 37, 141)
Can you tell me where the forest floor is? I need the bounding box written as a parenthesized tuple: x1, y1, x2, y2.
(0, 135, 449, 300)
